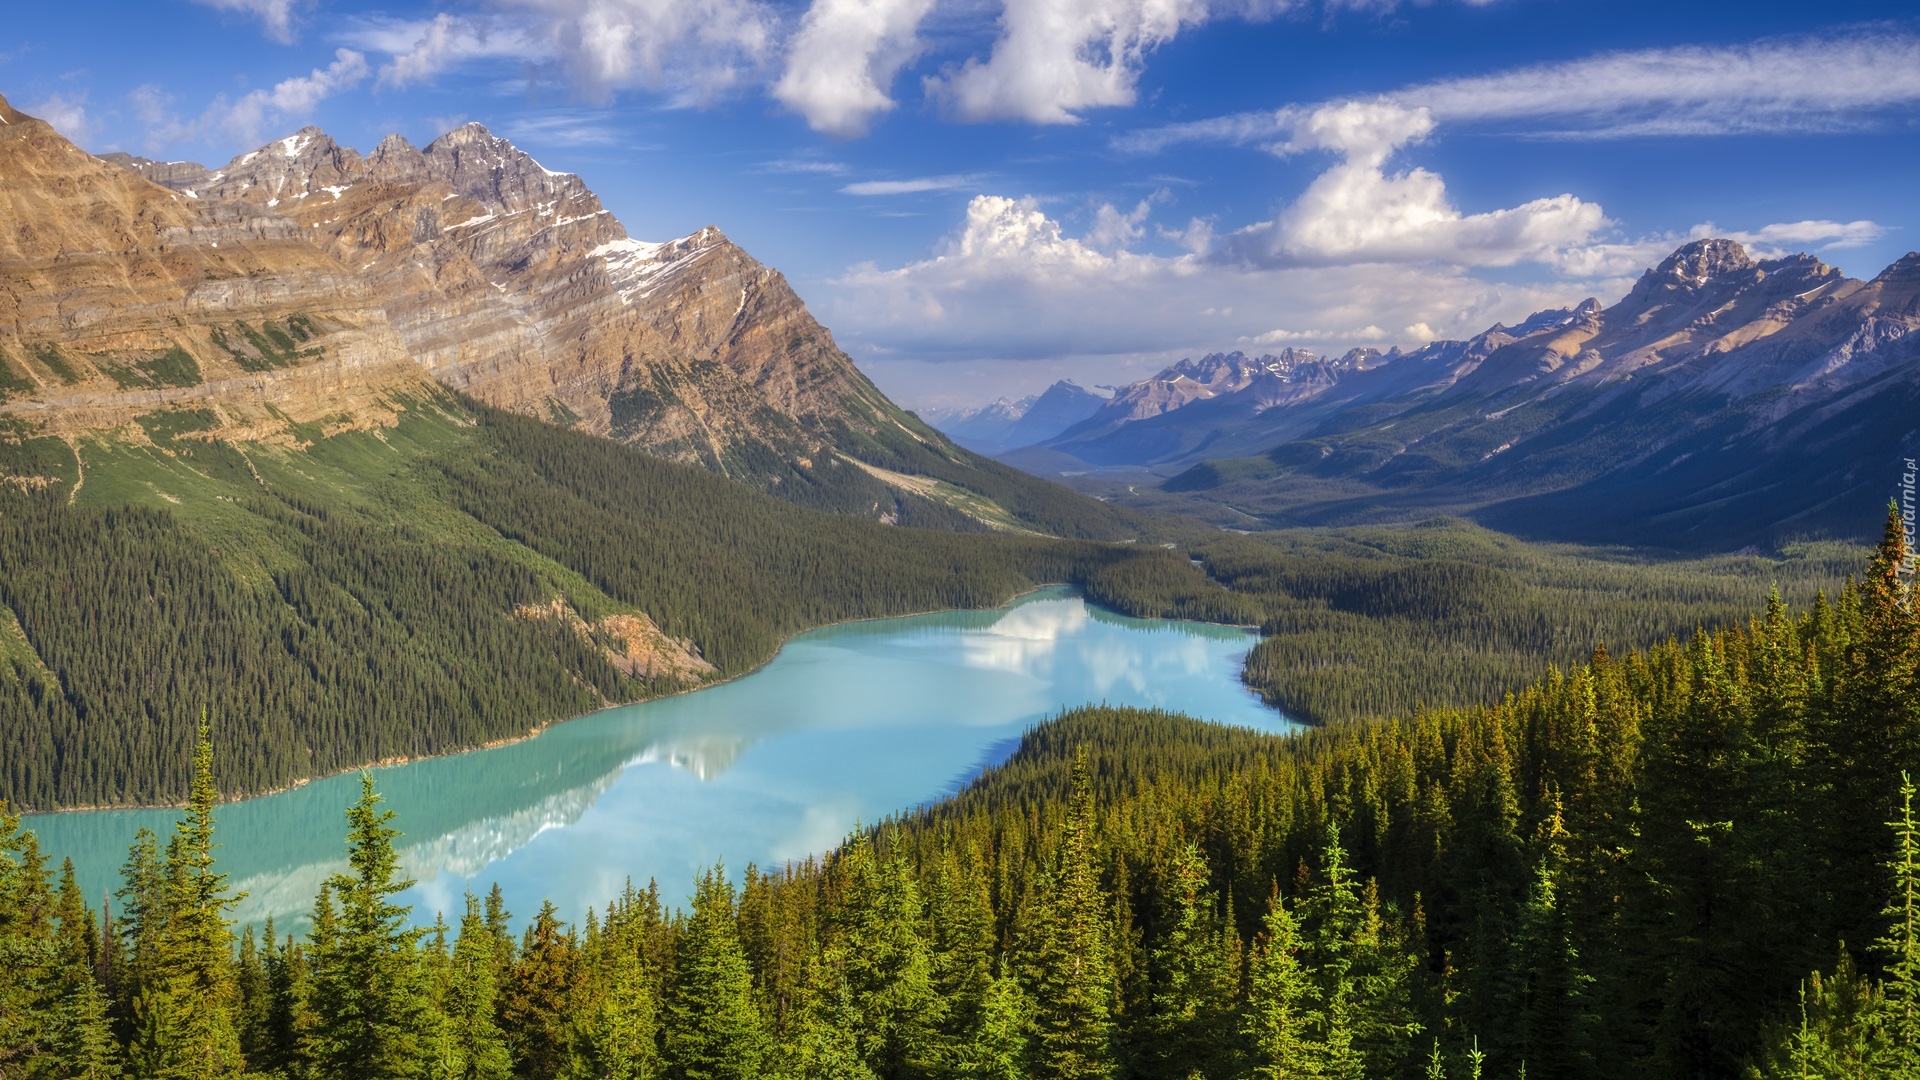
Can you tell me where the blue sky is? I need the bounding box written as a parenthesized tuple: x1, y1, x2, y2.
(4, 0, 1917, 407)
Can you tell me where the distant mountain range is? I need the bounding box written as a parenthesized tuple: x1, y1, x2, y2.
(921, 380, 1109, 454)
(1001, 239, 1920, 548)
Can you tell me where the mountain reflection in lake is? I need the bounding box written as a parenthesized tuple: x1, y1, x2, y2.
(28, 588, 1293, 931)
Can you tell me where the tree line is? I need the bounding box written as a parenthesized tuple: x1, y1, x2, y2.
(4, 512, 1920, 1077)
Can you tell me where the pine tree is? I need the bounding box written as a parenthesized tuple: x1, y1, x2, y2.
(1243, 886, 1316, 1080)
(1878, 771, 1920, 1072)
(305, 772, 438, 1080)
(443, 895, 513, 1080)
(1017, 749, 1116, 1080)
(834, 831, 941, 1079)
(1138, 841, 1241, 1079)
(128, 718, 246, 1080)
(663, 867, 766, 1080)
(502, 899, 579, 1080)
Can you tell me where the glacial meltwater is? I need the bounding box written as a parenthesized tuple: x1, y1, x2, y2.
(26, 587, 1294, 930)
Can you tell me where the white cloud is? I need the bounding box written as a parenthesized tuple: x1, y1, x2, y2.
(23, 92, 89, 142)
(824, 189, 1876, 372)
(365, 14, 543, 89)
(1729, 219, 1885, 252)
(926, 0, 1206, 123)
(214, 48, 370, 145)
(129, 50, 370, 152)
(1549, 220, 1888, 278)
(827, 193, 1584, 363)
(501, 112, 625, 147)
(1086, 198, 1154, 252)
(774, 0, 938, 137)
(1120, 30, 1920, 152)
(366, 0, 775, 106)
(842, 173, 989, 195)
(1218, 99, 1607, 268)
(758, 157, 851, 174)
(189, 0, 304, 44)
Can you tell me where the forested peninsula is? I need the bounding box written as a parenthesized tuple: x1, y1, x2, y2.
(4, 514, 1919, 1078)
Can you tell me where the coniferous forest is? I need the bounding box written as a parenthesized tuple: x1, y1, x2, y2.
(3, 514, 1919, 1078)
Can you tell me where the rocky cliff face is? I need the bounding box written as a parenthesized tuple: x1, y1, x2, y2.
(0, 96, 430, 444)
(121, 122, 917, 476)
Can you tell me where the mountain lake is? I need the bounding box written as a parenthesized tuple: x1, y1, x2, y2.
(25, 586, 1295, 930)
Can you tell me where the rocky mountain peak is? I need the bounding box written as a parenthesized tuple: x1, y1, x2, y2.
(414, 123, 586, 214)
(1651, 238, 1754, 287)
(1874, 252, 1920, 287)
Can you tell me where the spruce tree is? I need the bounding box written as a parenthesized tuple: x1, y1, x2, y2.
(952, 975, 1029, 1080)
(128, 718, 246, 1080)
(45, 859, 122, 1079)
(1878, 771, 1920, 1072)
(1243, 886, 1316, 1080)
(305, 773, 437, 1080)
(663, 867, 766, 1080)
(834, 831, 941, 1079)
(1017, 749, 1116, 1080)
(1138, 841, 1241, 1079)
(580, 924, 657, 1080)
(444, 895, 513, 1080)
(502, 899, 579, 1080)
(1, 807, 56, 1077)
(780, 944, 877, 1080)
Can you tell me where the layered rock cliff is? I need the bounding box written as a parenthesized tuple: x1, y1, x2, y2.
(0, 96, 431, 443)
(115, 122, 923, 480)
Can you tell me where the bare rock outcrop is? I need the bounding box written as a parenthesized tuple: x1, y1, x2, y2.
(0, 95, 431, 440)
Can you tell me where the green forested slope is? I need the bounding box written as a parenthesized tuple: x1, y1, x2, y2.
(0, 396, 1202, 809)
(4, 522, 1918, 1078)
(1180, 521, 1858, 724)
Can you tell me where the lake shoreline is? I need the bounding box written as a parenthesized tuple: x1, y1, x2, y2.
(26, 580, 1088, 816)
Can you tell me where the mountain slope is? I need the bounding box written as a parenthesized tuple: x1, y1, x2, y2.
(1130, 240, 1918, 548)
(102, 122, 1134, 538)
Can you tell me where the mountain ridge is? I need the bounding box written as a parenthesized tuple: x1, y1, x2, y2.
(1064, 238, 1920, 546)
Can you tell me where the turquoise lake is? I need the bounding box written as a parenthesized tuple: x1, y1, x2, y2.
(25, 587, 1294, 930)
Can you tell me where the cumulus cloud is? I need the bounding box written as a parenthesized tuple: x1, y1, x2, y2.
(827, 193, 1584, 363)
(774, 0, 938, 137)
(366, 0, 775, 106)
(825, 188, 1879, 375)
(22, 93, 90, 142)
(189, 0, 305, 44)
(216, 48, 370, 144)
(1086, 198, 1155, 252)
(129, 49, 369, 152)
(1216, 99, 1607, 268)
(1121, 29, 1920, 152)
(1549, 220, 1888, 278)
(926, 0, 1206, 123)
